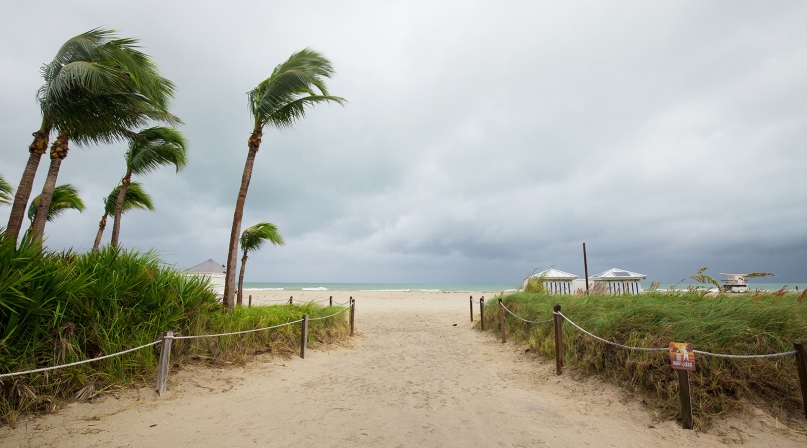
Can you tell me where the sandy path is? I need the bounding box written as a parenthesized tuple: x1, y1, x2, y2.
(2, 292, 805, 447)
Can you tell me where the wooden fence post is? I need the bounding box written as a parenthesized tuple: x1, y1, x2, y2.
(553, 304, 564, 375)
(156, 331, 173, 396)
(289, 296, 293, 305)
(677, 369, 693, 429)
(248, 294, 252, 307)
(469, 296, 473, 322)
(498, 298, 506, 343)
(350, 297, 355, 336)
(794, 341, 807, 419)
(479, 298, 485, 331)
(300, 315, 308, 359)
(330, 296, 333, 307)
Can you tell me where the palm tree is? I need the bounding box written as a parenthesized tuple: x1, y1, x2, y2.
(223, 49, 345, 309)
(93, 182, 154, 253)
(0, 174, 13, 205)
(23, 28, 178, 245)
(109, 127, 187, 247)
(26, 184, 85, 225)
(237, 222, 284, 306)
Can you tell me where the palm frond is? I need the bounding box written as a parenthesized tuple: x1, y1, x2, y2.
(27, 184, 85, 222)
(124, 126, 188, 175)
(0, 173, 13, 205)
(240, 222, 285, 253)
(104, 182, 154, 216)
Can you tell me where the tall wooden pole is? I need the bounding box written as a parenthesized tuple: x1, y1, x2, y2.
(583, 242, 590, 294)
(300, 315, 308, 359)
(349, 297, 355, 336)
(479, 297, 485, 331)
(498, 298, 506, 343)
(469, 296, 473, 322)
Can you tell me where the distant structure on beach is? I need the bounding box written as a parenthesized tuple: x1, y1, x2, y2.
(527, 267, 646, 295)
(524, 268, 578, 295)
(720, 273, 749, 293)
(185, 259, 226, 297)
(589, 268, 646, 295)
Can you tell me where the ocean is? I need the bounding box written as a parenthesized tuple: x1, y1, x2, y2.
(242, 281, 807, 293)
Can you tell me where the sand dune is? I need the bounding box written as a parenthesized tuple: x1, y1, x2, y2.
(2, 291, 805, 447)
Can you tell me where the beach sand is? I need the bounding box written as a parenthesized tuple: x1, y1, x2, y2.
(2, 290, 805, 447)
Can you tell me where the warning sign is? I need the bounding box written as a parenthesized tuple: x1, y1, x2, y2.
(669, 342, 695, 371)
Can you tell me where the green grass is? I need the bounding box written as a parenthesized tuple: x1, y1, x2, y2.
(0, 235, 349, 426)
(479, 291, 807, 429)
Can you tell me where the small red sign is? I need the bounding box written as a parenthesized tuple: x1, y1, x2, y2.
(669, 342, 695, 371)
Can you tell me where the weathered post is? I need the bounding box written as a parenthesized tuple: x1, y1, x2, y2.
(469, 296, 473, 322)
(479, 298, 485, 331)
(330, 296, 333, 307)
(794, 341, 807, 419)
(583, 243, 589, 294)
(349, 297, 355, 336)
(553, 304, 564, 375)
(156, 331, 173, 396)
(677, 369, 693, 429)
(289, 296, 293, 305)
(300, 315, 308, 359)
(248, 294, 252, 307)
(498, 298, 507, 343)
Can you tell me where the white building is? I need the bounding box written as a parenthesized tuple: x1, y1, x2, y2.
(185, 259, 226, 297)
(525, 268, 579, 295)
(590, 268, 646, 295)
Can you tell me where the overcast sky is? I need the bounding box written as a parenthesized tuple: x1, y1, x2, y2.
(2, 1, 806, 284)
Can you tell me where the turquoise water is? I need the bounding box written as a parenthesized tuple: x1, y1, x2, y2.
(241, 282, 518, 293)
(242, 282, 807, 293)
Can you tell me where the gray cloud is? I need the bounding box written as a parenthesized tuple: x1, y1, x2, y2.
(2, 1, 807, 285)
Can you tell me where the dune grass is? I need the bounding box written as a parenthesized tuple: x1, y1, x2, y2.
(0, 235, 349, 426)
(479, 291, 807, 428)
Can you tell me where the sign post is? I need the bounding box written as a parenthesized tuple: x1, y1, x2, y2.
(670, 342, 695, 429)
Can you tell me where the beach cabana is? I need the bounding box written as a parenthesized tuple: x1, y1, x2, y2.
(525, 268, 578, 295)
(591, 268, 646, 295)
(185, 259, 226, 297)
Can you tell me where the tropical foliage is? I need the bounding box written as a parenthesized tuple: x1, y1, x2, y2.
(93, 182, 154, 252)
(16, 28, 179, 244)
(110, 126, 187, 247)
(223, 48, 345, 309)
(26, 184, 85, 224)
(237, 222, 285, 306)
(0, 174, 12, 205)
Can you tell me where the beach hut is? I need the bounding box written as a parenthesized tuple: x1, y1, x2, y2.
(591, 268, 646, 295)
(524, 268, 578, 295)
(185, 259, 226, 297)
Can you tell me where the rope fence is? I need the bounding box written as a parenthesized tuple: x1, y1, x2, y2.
(477, 299, 807, 429)
(0, 299, 356, 397)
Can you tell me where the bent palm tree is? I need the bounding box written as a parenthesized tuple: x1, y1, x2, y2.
(110, 127, 187, 247)
(223, 48, 345, 309)
(27, 184, 85, 225)
(0, 174, 13, 205)
(93, 182, 153, 253)
(26, 28, 178, 245)
(237, 222, 284, 306)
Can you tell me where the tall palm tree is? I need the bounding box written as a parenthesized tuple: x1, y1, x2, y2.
(237, 222, 284, 306)
(223, 49, 345, 309)
(109, 127, 187, 247)
(93, 182, 154, 253)
(24, 28, 178, 245)
(26, 184, 85, 225)
(0, 174, 13, 206)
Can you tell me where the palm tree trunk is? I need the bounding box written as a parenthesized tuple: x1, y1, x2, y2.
(110, 174, 131, 247)
(31, 132, 69, 244)
(93, 213, 108, 253)
(223, 128, 262, 310)
(237, 252, 248, 306)
(5, 129, 50, 244)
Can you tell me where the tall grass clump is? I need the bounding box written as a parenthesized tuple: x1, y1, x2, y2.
(0, 236, 348, 426)
(479, 291, 807, 428)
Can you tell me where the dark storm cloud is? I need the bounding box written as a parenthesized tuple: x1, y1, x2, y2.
(2, 1, 807, 284)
